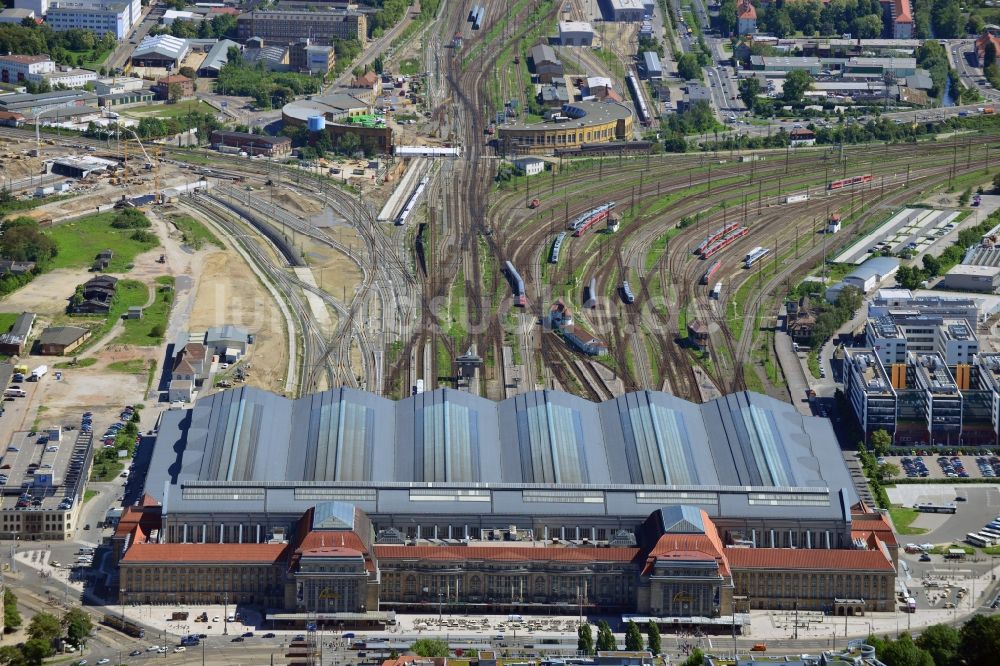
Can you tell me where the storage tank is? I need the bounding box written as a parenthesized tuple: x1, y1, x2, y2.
(308, 115, 326, 132)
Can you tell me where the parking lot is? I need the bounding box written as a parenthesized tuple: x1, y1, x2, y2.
(886, 453, 1000, 480)
(833, 207, 961, 265)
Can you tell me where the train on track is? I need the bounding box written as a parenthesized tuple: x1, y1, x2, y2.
(621, 280, 635, 304)
(550, 232, 566, 264)
(744, 246, 771, 268)
(828, 174, 873, 190)
(395, 176, 429, 226)
(504, 260, 527, 307)
(700, 226, 750, 260)
(700, 259, 722, 285)
(552, 141, 653, 157)
(568, 202, 616, 237)
(694, 221, 741, 255)
(711, 282, 722, 299)
(626, 72, 651, 126)
(470, 4, 485, 29)
(102, 614, 145, 638)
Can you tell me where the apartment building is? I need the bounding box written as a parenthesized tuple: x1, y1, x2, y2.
(236, 9, 366, 45)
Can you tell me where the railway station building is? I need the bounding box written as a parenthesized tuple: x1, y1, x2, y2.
(498, 101, 634, 154)
(115, 386, 898, 621)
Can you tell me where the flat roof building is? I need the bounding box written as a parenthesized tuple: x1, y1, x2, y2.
(943, 263, 1000, 293)
(209, 130, 291, 156)
(0, 89, 97, 116)
(558, 20, 594, 46)
(46, 0, 140, 39)
(606, 0, 648, 21)
(750, 56, 822, 74)
(0, 55, 53, 84)
(237, 9, 366, 45)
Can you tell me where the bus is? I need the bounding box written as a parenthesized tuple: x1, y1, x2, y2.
(915, 502, 955, 513)
(980, 528, 1000, 540)
(966, 532, 993, 547)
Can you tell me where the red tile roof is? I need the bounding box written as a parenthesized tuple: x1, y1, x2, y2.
(122, 543, 287, 564)
(295, 530, 367, 555)
(737, 2, 757, 19)
(726, 547, 894, 572)
(894, 0, 912, 23)
(852, 516, 898, 547)
(374, 545, 639, 563)
(644, 510, 729, 575)
(300, 547, 363, 558)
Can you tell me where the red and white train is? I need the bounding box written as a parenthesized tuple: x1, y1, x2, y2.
(828, 174, 873, 190)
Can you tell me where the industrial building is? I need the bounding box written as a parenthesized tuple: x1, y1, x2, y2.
(827, 257, 899, 301)
(640, 51, 662, 80)
(48, 155, 117, 179)
(0, 89, 97, 117)
(844, 348, 997, 445)
(116, 386, 897, 621)
(604, 0, 650, 22)
(196, 39, 238, 77)
(289, 40, 336, 75)
(529, 44, 563, 83)
(498, 101, 634, 155)
(130, 34, 190, 69)
(869, 289, 985, 323)
(237, 9, 366, 45)
(943, 264, 1000, 293)
(45, 0, 140, 39)
(558, 21, 594, 46)
(209, 130, 291, 157)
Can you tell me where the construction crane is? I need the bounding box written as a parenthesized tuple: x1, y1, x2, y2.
(122, 128, 155, 171)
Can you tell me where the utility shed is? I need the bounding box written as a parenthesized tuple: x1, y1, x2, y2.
(0, 312, 35, 356)
(641, 51, 662, 80)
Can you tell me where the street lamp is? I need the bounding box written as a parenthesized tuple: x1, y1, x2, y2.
(223, 592, 229, 636)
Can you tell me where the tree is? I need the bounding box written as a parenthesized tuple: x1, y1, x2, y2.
(870, 429, 892, 456)
(915, 623, 960, 666)
(853, 14, 883, 39)
(676, 53, 701, 81)
(578, 624, 595, 655)
(783, 70, 813, 103)
(336, 131, 361, 156)
(3, 589, 20, 633)
(681, 649, 704, 666)
(0, 645, 26, 666)
(877, 462, 900, 481)
(596, 621, 617, 651)
(922, 253, 942, 277)
(410, 639, 448, 658)
(62, 608, 92, 646)
(26, 612, 61, 645)
(959, 614, 1000, 666)
(738, 77, 761, 109)
(19, 639, 51, 666)
(179, 65, 196, 80)
(878, 633, 934, 666)
(150, 323, 166, 338)
(167, 82, 183, 103)
(646, 621, 661, 656)
(624, 621, 643, 651)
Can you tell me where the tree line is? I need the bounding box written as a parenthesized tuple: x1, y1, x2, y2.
(0, 24, 116, 69)
(0, 589, 93, 666)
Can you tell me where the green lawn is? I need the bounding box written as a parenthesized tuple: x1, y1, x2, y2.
(63, 46, 113, 70)
(68, 279, 149, 352)
(47, 212, 159, 272)
(169, 215, 223, 250)
(399, 58, 421, 76)
(888, 505, 928, 535)
(90, 458, 124, 482)
(107, 358, 150, 374)
(83, 489, 98, 504)
(53, 358, 97, 369)
(0, 313, 20, 334)
(117, 278, 174, 346)
(123, 100, 219, 120)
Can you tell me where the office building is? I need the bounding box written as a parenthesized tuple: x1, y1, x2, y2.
(46, 0, 141, 40)
(0, 55, 55, 84)
(289, 40, 336, 75)
(237, 9, 366, 45)
(865, 315, 978, 366)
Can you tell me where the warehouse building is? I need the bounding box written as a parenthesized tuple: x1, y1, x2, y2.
(197, 39, 238, 77)
(641, 51, 662, 80)
(529, 44, 563, 83)
(944, 264, 1000, 293)
(130, 34, 189, 69)
(498, 100, 634, 155)
(209, 131, 291, 157)
(0, 89, 97, 117)
(749, 56, 822, 74)
(558, 21, 594, 46)
(36, 326, 91, 355)
(0, 312, 35, 356)
(237, 9, 366, 45)
(604, 0, 649, 22)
